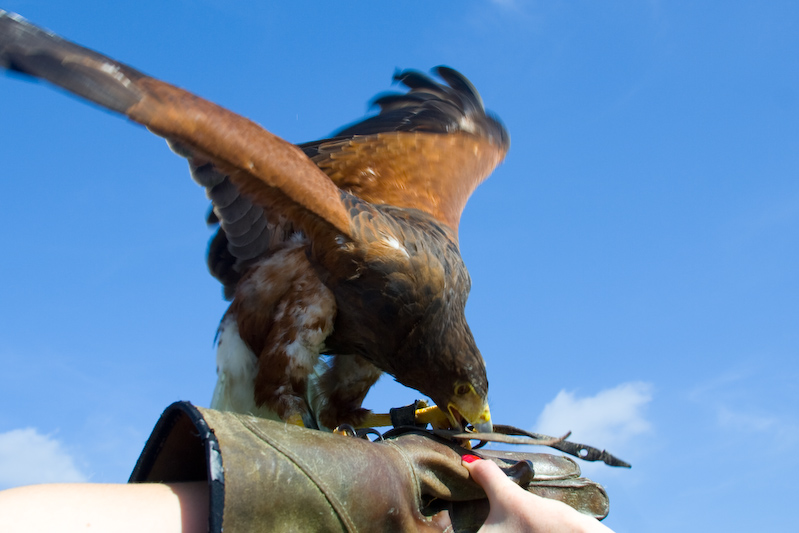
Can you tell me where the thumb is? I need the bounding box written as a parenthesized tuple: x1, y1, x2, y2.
(461, 455, 517, 500)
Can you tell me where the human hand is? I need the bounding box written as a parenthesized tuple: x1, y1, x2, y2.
(462, 455, 615, 533)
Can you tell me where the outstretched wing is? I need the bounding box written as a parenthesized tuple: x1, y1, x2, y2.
(301, 67, 510, 233)
(202, 68, 510, 296)
(0, 11, 353, 245)
(1, 11, 509, 299)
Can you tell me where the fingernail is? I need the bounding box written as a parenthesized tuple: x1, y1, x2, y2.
(462, 454, 480, 463)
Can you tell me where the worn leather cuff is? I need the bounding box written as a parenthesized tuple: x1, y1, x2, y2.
(130, 402, 608, 532)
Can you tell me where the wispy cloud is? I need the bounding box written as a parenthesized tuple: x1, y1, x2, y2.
(688, 364, 799, 452)
(0, 428, 89, 490)
(534, 381, 654, 452)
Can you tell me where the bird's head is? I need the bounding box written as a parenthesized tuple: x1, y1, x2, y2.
(433, 299, 492, 433)
(397, 314, 492, 433)
(446, 380, 492, 433)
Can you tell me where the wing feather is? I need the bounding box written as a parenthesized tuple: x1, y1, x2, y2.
(300, 67, 510, 232)
(0, 11, 353, 243)
(2, 11, 509, 293)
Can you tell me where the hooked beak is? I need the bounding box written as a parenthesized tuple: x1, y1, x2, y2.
(447, 388, 493, 433)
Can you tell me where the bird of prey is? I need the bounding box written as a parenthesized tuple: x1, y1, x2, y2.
(0, 12, 509, 432)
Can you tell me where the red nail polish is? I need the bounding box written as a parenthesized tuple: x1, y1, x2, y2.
(462, 454, 480, 463)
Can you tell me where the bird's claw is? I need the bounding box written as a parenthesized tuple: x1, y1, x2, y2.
(285, 413, 305, 427)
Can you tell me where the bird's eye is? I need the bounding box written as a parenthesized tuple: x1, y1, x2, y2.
(455, 384, 471, 396)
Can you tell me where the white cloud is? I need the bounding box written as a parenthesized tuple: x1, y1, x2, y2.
(0, 428, 89, 490)
(534, 381, 654, 451)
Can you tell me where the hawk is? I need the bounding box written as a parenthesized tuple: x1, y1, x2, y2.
(0, 12, 509, 432)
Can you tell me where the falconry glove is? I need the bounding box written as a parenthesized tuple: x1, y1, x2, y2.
(130, 402, 609, 533)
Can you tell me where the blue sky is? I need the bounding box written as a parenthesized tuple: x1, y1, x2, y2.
(1, 1, 797, 531)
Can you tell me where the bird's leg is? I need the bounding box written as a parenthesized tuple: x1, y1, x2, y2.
(235, 247, 336, 427)
(414, 405, 454, 429)
(356, 404, 455, 429)
(357, 412, 392, 428)
(250, 312, 327, 427)
(317, 355, 382, 429)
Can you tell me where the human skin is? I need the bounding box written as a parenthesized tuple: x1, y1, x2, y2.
(0, 482, 208, 533)
(0, 459, 614, 533)
(462, 455, 616, 533)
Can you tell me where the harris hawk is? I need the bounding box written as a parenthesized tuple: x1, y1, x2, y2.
(0, 12, 508, 432)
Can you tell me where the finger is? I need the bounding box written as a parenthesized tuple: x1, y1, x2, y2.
(461, 456, 517, 500)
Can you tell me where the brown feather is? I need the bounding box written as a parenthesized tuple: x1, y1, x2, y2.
(310, 131, 507, 233)
(126, 79, 354, 241)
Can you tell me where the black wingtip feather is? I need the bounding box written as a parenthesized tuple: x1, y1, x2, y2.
(320, 66, 508, 150)
(434, 66, 484, 109)
(0, 10, 146, 114)
(393, 69, 446, 93)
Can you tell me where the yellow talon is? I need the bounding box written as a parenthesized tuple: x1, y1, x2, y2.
(286, 413, 305, 427)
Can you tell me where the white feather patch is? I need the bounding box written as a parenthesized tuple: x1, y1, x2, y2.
(210, 317, 280, 420)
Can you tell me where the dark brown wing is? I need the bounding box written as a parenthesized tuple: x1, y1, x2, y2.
(0, 11, 353, 244)
(301, 67, 510, 232)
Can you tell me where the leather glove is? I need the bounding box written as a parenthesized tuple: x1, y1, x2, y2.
(131, 402, 608, 532)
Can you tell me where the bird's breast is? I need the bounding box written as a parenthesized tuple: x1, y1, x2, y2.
(321, 205, 470, 369)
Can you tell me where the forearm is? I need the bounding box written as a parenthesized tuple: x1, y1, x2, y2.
(0, 482, 208, 533)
